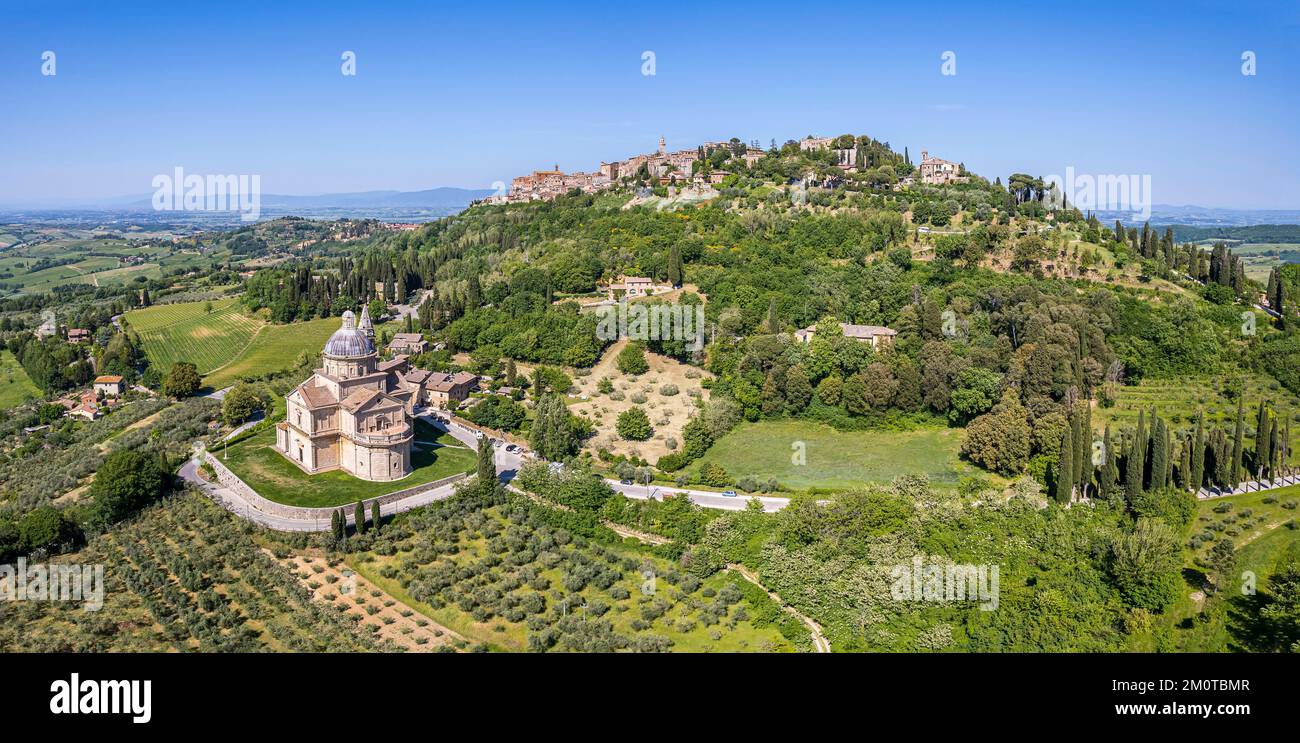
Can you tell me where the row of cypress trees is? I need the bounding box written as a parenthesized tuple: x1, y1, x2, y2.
(1053, 398, 1293, 504)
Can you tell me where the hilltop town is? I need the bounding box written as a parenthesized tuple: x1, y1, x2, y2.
(498, 134, 967, 203)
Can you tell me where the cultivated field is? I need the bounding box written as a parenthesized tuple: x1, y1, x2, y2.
(283, 552, 464, 652)
(202, 316, 339, 389)
(0, 350, 41, 407)
(128, 297, 261, 375)
(0, 494, 377, 652)
(568, 339, 711, 462)
(349, 504, 807, 652)
(684, 419, 973, 491)
(1143, 484, 1300, 652)
(126, 297, 341, 387)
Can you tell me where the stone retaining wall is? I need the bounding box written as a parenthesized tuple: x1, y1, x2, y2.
(202, 451, 469, 525)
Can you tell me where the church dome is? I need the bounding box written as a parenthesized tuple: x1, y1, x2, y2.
(323, 310, 375, 358)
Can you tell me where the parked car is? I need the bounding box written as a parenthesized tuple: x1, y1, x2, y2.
(619, 478, 634, 485)
(721, 490, 738, 497)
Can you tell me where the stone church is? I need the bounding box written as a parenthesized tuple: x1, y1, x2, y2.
(276, 308, 416, 481)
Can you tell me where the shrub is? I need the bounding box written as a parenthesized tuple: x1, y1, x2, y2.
(617, 407, 653, 441)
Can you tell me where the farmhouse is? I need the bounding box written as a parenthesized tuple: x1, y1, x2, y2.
(605, 275, 661, 300)
(918, 150, 966, 185)
(795, 322, 898, 349)
(276, 311, 416, 482)
(419, 371, 478, 409)
(67, 328, 91, 344)
(388, 332, 428, 354)
(92, 375, 125, 397)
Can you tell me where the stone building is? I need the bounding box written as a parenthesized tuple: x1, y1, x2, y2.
(794, 322, 897, 349)
(276, 311, 415, 482)
(918, 150, 966, 185)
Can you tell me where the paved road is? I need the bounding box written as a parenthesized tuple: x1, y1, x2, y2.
(607, 481, 790, 512)
(184, 409, 786, 531)
(222, 411, 264, 441)
(180, 452, 473, 531)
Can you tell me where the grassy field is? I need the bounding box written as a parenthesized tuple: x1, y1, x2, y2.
(0, 237, 172, 295)
(0, 350, 41, 407)
(348, 505, 805, 652)
(126, 298, 341, 387)
(1141, 484, 1300, 652)
(203, 316, 339, 389)
(221, 424, 477, 507)
(128, 297, 262, 375)
(1096, 375, 1300, 466)
(684, 419, 975, 491)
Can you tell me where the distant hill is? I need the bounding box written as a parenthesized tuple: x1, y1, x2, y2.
(1100, 204, 1300, 228)
(1166, 224, 1300, 244)
(0, 187, 495, 212)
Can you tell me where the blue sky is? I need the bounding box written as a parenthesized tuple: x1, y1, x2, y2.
(1, 0, 1297, 208)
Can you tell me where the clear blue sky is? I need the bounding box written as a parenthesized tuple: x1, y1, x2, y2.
(1, 0, 1297, 208)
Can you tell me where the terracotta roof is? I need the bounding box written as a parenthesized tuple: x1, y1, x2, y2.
(839, 323, 897, 338)
(340, 388, 379, 412)
(377, 357, 408, 373)
(425, 371, 477, 393)
(403, 369, 431, 385)
(94, 375, 124, 384)
(296, 383, 336, 409)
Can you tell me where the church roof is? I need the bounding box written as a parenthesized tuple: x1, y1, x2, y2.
(295, 382, 336, 409)
(324, 310, 375, 358)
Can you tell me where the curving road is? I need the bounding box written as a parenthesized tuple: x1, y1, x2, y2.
(183, 409, 788, 532)
(606, 481, 790, 512)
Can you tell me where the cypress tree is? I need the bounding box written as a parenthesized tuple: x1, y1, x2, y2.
(466, 275, 482, 308)
(1125, 412, 1145, 500)
(1150, 416, 1168, 491)
(1056, 426, 1075, 504)
(667, 244, 683, 287)
(1178, 434, 1191, 490)
(371, 500, 381, 533)
(354, 500, 365, 534)
(331, 508, 342, 541)
(476, 435, 496, 483)
(1073, 406, 1089, 495)
(1191, 412, 1205, 492)
(1255, 401, 1270, 478)
(1285, 415, 1293, 477)
(1231, 398, 1245, 488)
(1098, 425, 1117, 498)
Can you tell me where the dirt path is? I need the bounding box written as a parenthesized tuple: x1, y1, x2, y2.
(727, 562, 830, 653)
(97, 408, 166, 451)
(604, 522, 671, 545)
(511, 484, 673, 545)
(201, 321, 266, 377)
